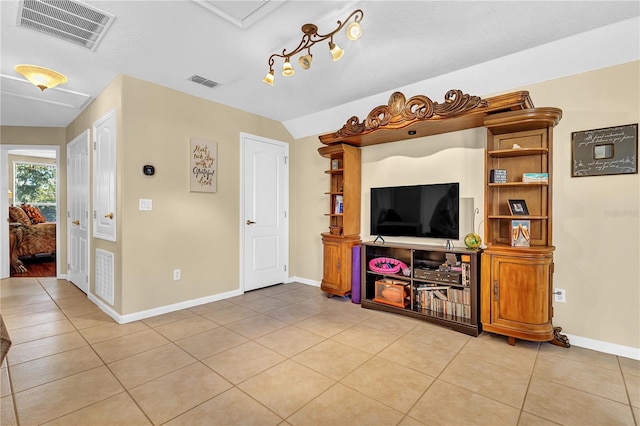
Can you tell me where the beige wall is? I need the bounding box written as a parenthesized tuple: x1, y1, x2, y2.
(71, 75, 295, 315)
(293, 61, 639, 349)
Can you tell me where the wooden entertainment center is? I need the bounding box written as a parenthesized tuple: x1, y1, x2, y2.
(318, 89, 569, 347)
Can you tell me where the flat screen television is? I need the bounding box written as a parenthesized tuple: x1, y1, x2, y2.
(370, 183, 459, 239)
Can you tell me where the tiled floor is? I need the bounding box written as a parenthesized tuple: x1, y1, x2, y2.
(1, 277, 638, 426)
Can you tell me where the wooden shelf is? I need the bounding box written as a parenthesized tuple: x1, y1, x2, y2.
(324, 169, 344, 174)
(487, 148, 548, 158)
(488, 215, 548, 220)
(488, 182, 548, 187)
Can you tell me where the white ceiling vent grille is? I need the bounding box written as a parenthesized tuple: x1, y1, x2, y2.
(188, 75, 219, 89)
(16, 0, 115, 51)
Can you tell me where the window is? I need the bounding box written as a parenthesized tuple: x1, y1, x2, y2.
(13, 161, 57, 222)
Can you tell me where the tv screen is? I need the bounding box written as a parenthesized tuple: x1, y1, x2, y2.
(370, 183, 459, 239)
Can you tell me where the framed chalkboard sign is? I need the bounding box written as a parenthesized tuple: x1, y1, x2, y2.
(572, 124, 637, 177)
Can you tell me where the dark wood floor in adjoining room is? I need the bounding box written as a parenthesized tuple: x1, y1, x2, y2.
(10, 254, 56, 278)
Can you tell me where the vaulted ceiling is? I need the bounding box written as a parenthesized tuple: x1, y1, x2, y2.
(1, 1, 638, 138)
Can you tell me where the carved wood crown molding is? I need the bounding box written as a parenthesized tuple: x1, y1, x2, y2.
(338, 89, 487, 137)
(318, 89, 535, 147)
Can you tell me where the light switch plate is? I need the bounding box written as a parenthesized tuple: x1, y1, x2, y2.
(139, 199, 152, 210)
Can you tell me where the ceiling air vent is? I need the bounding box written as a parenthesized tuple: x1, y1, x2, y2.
(188, 75, 219, 89)
(16, 0, 115, 51)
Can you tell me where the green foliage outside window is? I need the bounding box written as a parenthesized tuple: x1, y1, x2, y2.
(13, 162, 57, 221)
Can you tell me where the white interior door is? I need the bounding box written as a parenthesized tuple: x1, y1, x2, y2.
(93, 110, 116, 241)
(241, 134, 288, 292)
(67, 130, 90, 293)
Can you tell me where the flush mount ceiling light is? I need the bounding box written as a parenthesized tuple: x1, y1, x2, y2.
(263, 9, 363, 86)
(14, 65, 68, 91)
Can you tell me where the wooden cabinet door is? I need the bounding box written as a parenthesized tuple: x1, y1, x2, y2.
(322, 238, 343, 292)
(486, 252, 554, 341)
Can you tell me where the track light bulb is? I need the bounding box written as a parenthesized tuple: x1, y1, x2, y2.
(329, 42, 344, 61)
(346, 21, 362, 40)
(263, 70, 274, 86)
(282, 58, 295, 76)
(299, 54, 313, 70)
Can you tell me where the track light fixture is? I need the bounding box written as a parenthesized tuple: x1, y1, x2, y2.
(263, 9, 363, 86)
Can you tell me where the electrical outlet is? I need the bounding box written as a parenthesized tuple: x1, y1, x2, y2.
(554, 288, 566, 303)
(173, 269, 181, 281)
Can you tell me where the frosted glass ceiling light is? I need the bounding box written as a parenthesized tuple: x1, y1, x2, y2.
(15, 64, 68, 91)
(263, 9, 363, 85)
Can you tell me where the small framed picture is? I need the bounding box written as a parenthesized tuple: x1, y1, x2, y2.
(511, 219, 531, 247)
(331, 159, 339, 170)
(508, 199, 529, 215)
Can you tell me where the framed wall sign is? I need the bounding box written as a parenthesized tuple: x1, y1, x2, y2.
(190, 137, 217, 192)
(571, 123, 638, 177)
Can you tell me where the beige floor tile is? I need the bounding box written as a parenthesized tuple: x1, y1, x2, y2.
(295, 311, 362, 338)
(342, 356, 434, 413)
(517, 411, 558, 425)
(10, 346, 103, 392)
(0, 299, 59, 318)
(363, 310, 420, 336)
(1, 395, 17, 426)
(107, 343, 196, 389)
(440, 352, 530, 408)
(250, 283, 293, 297)
(187, 300, 235, 315)
(6, 331, 87, 366)
(129, 363, 232, 425)
(202, 341, 286, 384)
(66, 310, 115, 330)
(43, 392, 152, 425)
(79, 320, 149, 344)
(53, 295, 91, 308)
(227, 291, 268, 304)
(0, 293, 52, 309)
(45, 286, 85, 301)
(202, 304, 260, 325)
(92, 328, 170, 363)
(524, 377, 635, 425)
(225, 314, 288, 339)
(398, 415, 427, 425)
(3, 309, 66, 331)
(59, 301, 103, 318)
(175, 326, 248, 359)
(288, 382, 404, 425)
(141, 309, 197, 328)
(165, 387, 282, 426)
(154, 316, 218, 341)
(534, 352, 628, 403)
(460, 333, 539, 374)
(271, 287, 320, 303)
(620, 356, 640, 377)
(13, 366, 124, 425)
(8, 319, 76, 345)
(539, 341, 621, 371)
(293, 339, 371, 380)
(243, 296, 291, 313)
(332, 323, 400, 354)
(378, 336, 456, 377)
(238, 360, 334, 419)
(0, 367, 10, 398)
(264, 303, 324, 324)
(409, 322, 471, 352)
(624, 372, 639, 408)
(409, 380, 520, 425)
(255, 326, 325, 357)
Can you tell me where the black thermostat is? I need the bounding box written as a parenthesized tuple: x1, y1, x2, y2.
(142, 165, 155, 176)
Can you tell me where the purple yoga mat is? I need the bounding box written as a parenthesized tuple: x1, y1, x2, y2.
(351, 245, 361, 304)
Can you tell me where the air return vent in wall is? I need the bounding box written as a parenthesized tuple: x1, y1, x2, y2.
(95, 249, 114, 306)
(188, 75, 219, 88)
(16, 0, 115, 51)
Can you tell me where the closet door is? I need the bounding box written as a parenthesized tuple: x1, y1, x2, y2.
(93, 110, 116, 242)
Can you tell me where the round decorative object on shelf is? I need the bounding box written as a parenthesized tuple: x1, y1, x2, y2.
(369, 257, 409, 275)
(464, 232, 482, 250)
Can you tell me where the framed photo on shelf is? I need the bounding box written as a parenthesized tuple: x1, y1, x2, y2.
(511, 220, 531, 247)
(508, 199, 529, 215)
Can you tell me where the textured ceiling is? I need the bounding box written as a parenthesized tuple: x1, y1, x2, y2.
(1, 1, 639, 135)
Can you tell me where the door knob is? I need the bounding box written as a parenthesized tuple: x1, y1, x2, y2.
(246, 220, 256, 225)
(72, 220, 80, 226)
(105, 212, 114, 219)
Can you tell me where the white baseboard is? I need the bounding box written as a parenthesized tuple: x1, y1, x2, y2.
(288, 276, 320, 287)
(89, 288, 244, 324)
(565, 333, 640, 361)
